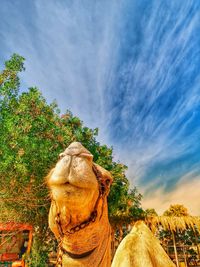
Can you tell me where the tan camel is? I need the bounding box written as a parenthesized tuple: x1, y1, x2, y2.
(111, 221, 176, 267)
(47, 142, 175, 267)
(47, 142, 113, 267)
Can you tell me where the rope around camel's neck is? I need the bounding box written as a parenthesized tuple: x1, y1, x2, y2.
(55, 197, 110, 267)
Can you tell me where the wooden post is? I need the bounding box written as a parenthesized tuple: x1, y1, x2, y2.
(119, 225, 123, 242)
(27, 229, 33, 253)
(182, 246, 188, 267)
(172, 231, 179, 267)
(194, 230, 200, 260)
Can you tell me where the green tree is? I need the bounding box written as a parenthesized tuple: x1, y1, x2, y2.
(163, 204, 189, 217)
(0, 54, 143, 265)
(145, 208, 158, 218)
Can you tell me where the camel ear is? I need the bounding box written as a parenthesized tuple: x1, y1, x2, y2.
(93, 163, 113, 196)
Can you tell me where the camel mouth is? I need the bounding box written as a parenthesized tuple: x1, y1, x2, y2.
(62, 181, 80, 191)
(55, 180, 79, 189)
(48, 176, 76, 187)
(48, 173, 98, 190)
(62, 246, 97, 259)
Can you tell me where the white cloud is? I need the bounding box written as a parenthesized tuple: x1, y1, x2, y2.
(21, 0, 123, 144)
(0, 0, 124, 144)
(111, 1, 200, 185)
(142, 173, 200, 216)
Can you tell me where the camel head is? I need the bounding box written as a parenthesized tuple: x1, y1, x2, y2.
(47, 142, 113, 240)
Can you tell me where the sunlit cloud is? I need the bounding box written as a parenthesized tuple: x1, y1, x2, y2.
(142, 171, 200, 216)
(0, 0, 200, 210)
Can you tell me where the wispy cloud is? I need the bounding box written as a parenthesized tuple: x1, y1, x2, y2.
(0, 0, 200, 209)
(109, 1, 200, 190)
(142, 171, 200, 216)
(0, 0, 124, 142)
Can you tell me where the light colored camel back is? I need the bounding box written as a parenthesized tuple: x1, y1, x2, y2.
(111, 221, 175, 267)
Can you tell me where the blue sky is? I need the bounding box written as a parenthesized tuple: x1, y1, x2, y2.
(1, 0, 200, 214)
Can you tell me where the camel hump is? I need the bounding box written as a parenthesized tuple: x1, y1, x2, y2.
(111, 221, 175, 267)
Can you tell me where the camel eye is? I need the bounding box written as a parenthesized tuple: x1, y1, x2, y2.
(59, 153, 65, 160)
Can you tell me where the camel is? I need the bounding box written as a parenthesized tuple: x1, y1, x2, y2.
(47, 142, 113, 267)
(47, 142, 175, 267)
(111, 221, 175, 267)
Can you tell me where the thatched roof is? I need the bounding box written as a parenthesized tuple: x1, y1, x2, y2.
(145, 216, 200, 233)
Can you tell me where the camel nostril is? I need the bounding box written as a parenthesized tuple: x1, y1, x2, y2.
(79, 153, 93, 161)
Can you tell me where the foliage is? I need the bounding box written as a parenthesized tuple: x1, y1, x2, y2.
(163, 204, 189, 217)
(109, 186, 144, 225)
(0, 54, 143, 264)
(0, 53, 25, 99)
(158, 225, 200, 263)
(26, 235, 49, 267)
(145, 208, 158, 218)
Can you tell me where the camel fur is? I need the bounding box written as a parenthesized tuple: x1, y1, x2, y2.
(111, 221, 175, 267)
(47, 142, 113, 267)
(47, 142, 175, 267)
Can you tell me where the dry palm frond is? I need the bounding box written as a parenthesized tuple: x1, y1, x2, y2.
(145, 216, 200, 233)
